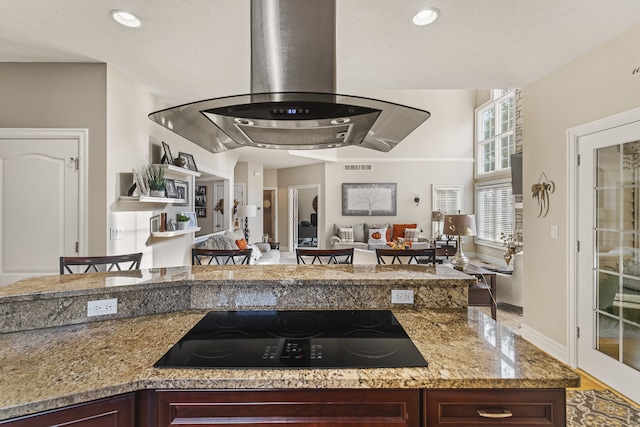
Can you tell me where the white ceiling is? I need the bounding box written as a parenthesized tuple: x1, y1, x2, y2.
(1, 0, 639, 168)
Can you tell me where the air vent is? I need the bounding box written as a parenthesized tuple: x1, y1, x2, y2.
(344, 164, 373, 172)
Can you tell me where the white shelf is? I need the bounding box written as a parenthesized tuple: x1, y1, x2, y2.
(158, 164, 201, 177)
(119, 196, 184, 204)
(151, 227, 201, 238)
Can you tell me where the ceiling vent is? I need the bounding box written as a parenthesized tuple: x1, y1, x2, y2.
(344, 164, 373, 172)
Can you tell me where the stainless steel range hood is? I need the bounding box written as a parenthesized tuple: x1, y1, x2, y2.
(149, 0, 430, 153)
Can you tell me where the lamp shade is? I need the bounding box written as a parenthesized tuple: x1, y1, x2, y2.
(237, 204, 257, 218)
(431, 210, 444, 221)
(443, 214, 476, 236)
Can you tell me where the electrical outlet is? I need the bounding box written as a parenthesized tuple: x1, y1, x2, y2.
(110, 226, 124, 240)
(391, 289, 414, 304)
(87, 298, 118, 317)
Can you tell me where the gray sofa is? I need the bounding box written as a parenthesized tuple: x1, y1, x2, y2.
(330, 222, 429, 251)
(197, 230, 280, 264)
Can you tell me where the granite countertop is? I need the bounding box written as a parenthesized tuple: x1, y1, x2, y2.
(0, 265, 474, 333)
(0, 308, 581, 421)
(0, 264, 461, 300)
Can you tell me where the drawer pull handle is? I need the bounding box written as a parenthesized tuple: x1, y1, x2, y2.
(477, 409, 513, 418)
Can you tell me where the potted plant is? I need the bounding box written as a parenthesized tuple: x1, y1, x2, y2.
(145, 165, 166, 197)
(176, 213, 190, 230)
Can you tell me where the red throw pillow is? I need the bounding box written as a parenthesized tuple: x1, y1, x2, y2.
(392, 223, 417, 240)
(235, 238, 248, 249)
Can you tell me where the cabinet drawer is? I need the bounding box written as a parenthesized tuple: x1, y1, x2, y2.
(425, 389, 565, 426)
(157, 389, 420, 426)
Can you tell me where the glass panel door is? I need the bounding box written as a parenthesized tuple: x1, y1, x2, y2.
(594, 142, 640, 372)
(578, 120, 640, 404)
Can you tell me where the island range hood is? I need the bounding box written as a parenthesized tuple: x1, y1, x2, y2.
(149, 0, 430, 153)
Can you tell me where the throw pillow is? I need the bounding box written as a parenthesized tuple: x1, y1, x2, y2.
(365, 223, 391, 241)
(202, 235, 238, 250)
(352, 223, 366, 242)
(235, 238, 248, 249)
(368, 227, 388, 244)
(392, 223, 417, 241)
(404, 228, 421, 242)
(338, 226, 355, 243)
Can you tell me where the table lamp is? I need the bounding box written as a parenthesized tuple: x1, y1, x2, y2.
(442, 211, 476, 271)
(237, 204, 257, 241)
(431, 210, 444, 239)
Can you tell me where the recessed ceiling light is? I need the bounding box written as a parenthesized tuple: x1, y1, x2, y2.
(413, 8, 439, 26)
(110, 10, 142, 28)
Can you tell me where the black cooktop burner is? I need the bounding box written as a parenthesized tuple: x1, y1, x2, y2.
(154, 310, 428, 369)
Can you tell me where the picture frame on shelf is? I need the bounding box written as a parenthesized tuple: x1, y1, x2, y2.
(161, 141, 174, 165)
(132, 168, 149, 196)
(174, 180, 189, 206)
(167, 220, 177, 231)
(178, 152, 197, 172)
(181, 211, 198, 228)
(165, 179, 178, 198)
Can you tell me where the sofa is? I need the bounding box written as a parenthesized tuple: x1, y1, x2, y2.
(330, 223, 428, 251)
(196, 230, 280, 265)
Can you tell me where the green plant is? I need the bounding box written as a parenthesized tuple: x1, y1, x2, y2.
(176, 214, 190, 222)
(145, 165, 166, 191)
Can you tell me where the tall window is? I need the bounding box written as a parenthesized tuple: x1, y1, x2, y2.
(475, 89, 516, 246)
(477, 90, 515, 175)
(476, 181, 514, 245)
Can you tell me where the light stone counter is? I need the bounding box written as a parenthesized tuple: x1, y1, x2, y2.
(0, 265, 472, 333)
(0, 308, 581, 421)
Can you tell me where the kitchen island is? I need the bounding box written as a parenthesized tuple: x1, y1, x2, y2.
(0, 265, 580, 425)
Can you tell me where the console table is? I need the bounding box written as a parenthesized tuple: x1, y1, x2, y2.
(464, 264, 497, 320)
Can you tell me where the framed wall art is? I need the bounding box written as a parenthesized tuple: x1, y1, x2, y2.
(178, 152, 197, 172)
(161, 141, 174, 164)
(164, 179, 178, 198)
(181, 211, 198, 228)
(342, 183, 397, 216)
(174, 180, 189, 206)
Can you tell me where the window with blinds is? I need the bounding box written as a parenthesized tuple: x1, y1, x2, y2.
(432, 185, 463, 235)
(476, 182, 514, 245)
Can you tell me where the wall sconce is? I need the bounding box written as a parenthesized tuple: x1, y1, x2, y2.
(414, 194, 421, 206)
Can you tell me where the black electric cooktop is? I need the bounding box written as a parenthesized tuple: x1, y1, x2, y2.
(154, 310, 428, 369)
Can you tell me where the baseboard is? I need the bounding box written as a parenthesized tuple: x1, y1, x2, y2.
(520, 323, 569, 363)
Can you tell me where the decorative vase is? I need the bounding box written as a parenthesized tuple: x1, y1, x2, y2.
(150, 189, 165, 198)
(504, 251, 513, 267)
(173, 157, 186, 168)
(177, 221, 188, 230)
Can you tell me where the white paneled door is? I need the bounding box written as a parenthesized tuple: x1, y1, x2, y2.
(577, 119, 640, 403)
(0, 130, 83, 285)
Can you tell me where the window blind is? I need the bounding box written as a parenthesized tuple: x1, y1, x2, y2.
(476, 183, 513, 244)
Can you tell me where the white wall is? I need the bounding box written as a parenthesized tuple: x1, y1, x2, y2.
(0, 63, 108, 255)
(0, 63, 239, 268)
(522, 24, 640, 348)
(323, 89, 476, 249)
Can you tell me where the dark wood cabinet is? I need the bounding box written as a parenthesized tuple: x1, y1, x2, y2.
(0, 393, 135, 427)
(424, 389, 565, 426)
(1, 388, 567, 427)
(156, 389, 421, 427)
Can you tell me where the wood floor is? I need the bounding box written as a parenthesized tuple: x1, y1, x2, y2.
(569, 369, 606, 391)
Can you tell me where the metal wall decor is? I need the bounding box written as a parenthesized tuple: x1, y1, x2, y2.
(531, 172, 555, 218)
